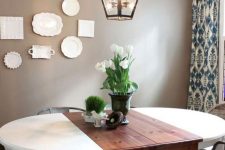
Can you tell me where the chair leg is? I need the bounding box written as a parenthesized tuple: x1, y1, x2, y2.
(222, 137, 225, 150)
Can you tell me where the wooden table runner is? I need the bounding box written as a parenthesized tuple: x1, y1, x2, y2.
(64, 110, 202, 150)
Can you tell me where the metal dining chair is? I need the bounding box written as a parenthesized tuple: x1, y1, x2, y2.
(37, 107, 85, 115)
(212, 141, 225, 150)
(205, 103, 225, 150)
(208, 104, 225, 120)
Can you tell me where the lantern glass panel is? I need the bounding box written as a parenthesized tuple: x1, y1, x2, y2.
(121, 0, 136, 16)
(102, 0, 118, 16)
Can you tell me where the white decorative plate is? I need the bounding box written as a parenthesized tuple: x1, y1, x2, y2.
(32, 13, 63, 36)
(4, 52, 22, 69)
(61, 36, 83, 58)
(62, 0, 80, 16)
(0, 17, 24, 39)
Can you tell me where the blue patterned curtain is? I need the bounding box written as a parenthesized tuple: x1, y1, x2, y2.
(188, 0, 220, 112)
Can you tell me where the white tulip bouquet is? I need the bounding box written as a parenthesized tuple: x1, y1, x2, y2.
(95, 44, 138, 95)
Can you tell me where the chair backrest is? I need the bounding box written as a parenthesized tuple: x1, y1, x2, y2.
(212, 141, 225, 150)
(37, 107, 85, 115)
(208, 103, 225, 120)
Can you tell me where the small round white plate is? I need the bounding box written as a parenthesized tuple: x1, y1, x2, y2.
(61, 36, 83, 58)
(4, 52, 22, 69)
(62, 0, 80, 16)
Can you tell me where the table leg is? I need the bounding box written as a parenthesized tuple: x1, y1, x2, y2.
(0, 144, 5, 150)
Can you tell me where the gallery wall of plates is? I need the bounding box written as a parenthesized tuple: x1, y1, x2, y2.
(0, 0, 95, 70)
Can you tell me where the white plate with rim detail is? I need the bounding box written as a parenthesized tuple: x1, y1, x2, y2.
(32, 13, 63, 36)
(4, 52, 22, 69)
(61, 36, 83, 58)
(62, 0, 80, 16)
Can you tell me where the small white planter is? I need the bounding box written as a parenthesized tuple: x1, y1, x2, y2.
(82, 112, 94, 123)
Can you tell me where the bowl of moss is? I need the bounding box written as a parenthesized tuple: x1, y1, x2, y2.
(83, 96, 106, 123)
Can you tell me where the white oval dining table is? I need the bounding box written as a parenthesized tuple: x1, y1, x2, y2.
(0, 107, 225, 150)
(134, 108, 225, 149)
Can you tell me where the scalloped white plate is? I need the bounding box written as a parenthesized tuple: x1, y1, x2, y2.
(32, 13, 63, 36)
(61, 36, 83, 58)
(4, 52, 22, 69)
(62, 0, 80, 16)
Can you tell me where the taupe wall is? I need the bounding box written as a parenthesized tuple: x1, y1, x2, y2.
(0, 0, 192, 126)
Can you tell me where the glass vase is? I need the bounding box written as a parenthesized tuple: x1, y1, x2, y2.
(109, 92, 133, 125)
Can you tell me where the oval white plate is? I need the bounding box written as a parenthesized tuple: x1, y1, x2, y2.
(4, 52, 22, 69)
(32, 13, 63, 36)
(62, 0, 80, 16)
(61, 36, 83, 58)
